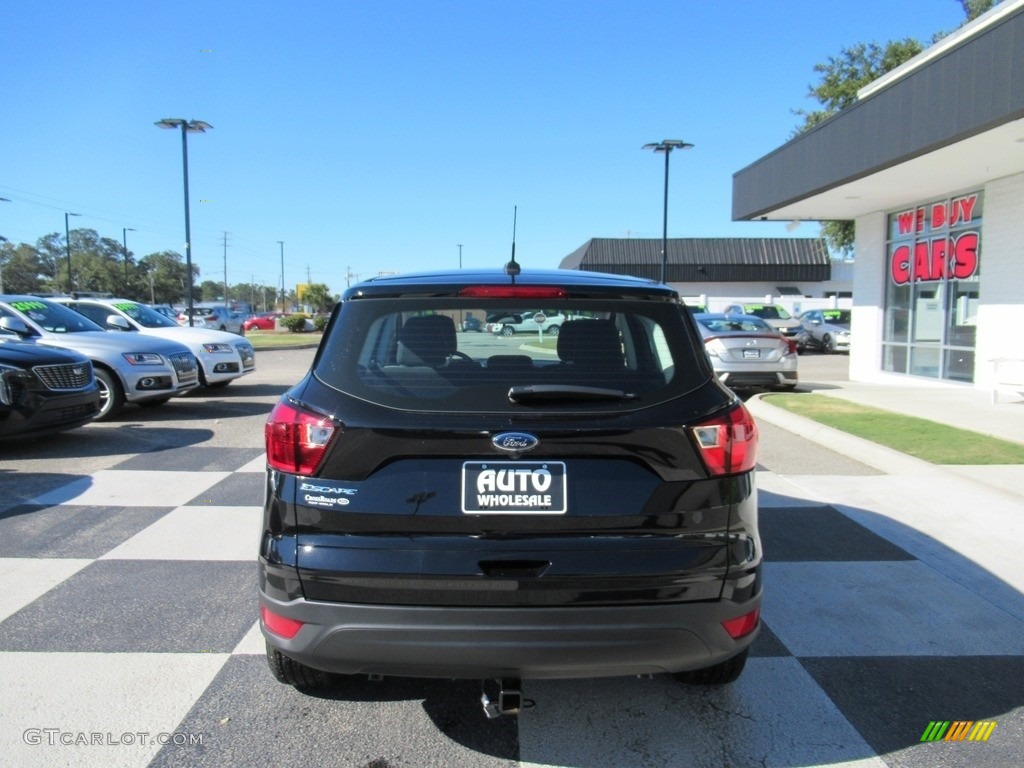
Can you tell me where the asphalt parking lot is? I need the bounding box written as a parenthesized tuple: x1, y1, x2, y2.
(1, 347, 1020, 768)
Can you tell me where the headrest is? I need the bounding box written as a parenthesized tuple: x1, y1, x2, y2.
(397, 315, 457, 366)
(556, 320, 624, 368)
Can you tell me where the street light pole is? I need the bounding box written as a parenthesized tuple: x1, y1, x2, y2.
(278, 241, 285, 312)
(155, 118, 212, 325)
(0, 198, 10, 293)
(64, 212, 81, 293)
(122, 227, 136, 294)
(457, 243, 463, 269)
(642, 139, 693, 285)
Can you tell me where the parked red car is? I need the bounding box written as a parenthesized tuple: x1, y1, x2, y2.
(243, 312, 283, 332)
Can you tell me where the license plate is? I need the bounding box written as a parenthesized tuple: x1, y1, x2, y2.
(461, 461, 567, 514)
(742, 349, 761, 359)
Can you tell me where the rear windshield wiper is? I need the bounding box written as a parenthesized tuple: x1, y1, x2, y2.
(508, 384, 638, 404)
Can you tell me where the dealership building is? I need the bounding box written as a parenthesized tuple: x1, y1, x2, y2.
(732, 0, 1024, 391)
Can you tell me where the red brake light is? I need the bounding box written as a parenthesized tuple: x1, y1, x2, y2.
(690, 404, 758, 476)
(722, 607, 760, 639)
(261, 606, 304, 639)
(265, 401, 336, 475)
(458, 286, 568, 298)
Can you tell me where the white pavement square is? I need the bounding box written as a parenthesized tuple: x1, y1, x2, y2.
(100, 506, 262, 561)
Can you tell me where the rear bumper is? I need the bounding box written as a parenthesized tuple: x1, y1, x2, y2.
(259, 591, 761, 680)
(718, 369, 798, 388)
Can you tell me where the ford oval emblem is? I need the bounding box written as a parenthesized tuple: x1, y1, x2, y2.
(491, 432, 539, 453)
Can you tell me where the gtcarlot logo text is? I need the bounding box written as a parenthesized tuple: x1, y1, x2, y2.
(23, 728, 204, 747)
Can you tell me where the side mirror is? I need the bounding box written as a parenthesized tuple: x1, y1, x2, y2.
(107, 315, 133, 331)
(0, 316, 33, 337)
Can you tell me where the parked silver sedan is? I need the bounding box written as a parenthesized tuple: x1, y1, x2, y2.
(798, 309, 851, 353)
(693, 313, 798, 390)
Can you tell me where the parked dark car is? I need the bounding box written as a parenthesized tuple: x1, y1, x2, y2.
(0, 338, 101, 439)
(259, 267, 761, 714)
(459, 313, 483, 332)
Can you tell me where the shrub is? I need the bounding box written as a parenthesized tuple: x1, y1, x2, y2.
(282, 313, 311, 333)
(313, 315, 329, 332)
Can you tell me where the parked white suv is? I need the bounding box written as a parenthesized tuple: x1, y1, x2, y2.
(488, 310, 568, 337)
(0, 296, 199, 419)
(56, 298, 256, 389)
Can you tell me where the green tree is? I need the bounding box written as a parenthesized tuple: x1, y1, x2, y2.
(138, 251, 198, 305)
(301, 283, 336, 313)
(33, 228, 129, 295)
(793, 0, 994, 257)
(0, 241, 48, 294)
(200, 279, 223, 302)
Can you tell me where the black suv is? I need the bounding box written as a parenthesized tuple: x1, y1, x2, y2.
(260, 268, 761, 712)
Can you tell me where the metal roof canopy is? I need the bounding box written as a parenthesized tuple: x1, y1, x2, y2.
(561, 237, 830, 283)
(732, 0, 1024, 223)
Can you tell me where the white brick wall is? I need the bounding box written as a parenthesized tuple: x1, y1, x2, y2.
(851, 212, 886, 382)
(976, 172, 1024, 388)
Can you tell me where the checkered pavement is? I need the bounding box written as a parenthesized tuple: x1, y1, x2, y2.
(1, 444, 1021, 768)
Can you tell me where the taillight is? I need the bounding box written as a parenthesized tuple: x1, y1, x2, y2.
(265, 400, 336, 475)
(690, 404, 758, 476)
(261, 606, 304, 639)
(722, 607, 760, 639)
(458, 286, 568, 298)
(785, 338, 799, 355)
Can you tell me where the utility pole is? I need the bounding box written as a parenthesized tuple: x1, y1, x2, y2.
(278, 240, 285, 312)
(222, 231, 229, 305)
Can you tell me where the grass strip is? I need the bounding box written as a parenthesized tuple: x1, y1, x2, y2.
(764, 394, 1024, 465)
(245, 332, 321, 349)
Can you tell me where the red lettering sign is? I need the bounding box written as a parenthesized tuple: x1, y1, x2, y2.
(952, 231, 979, 279)
(888, 231, 980, 284)
(891, 245, 911, 284)
(897, 211, 916, 235)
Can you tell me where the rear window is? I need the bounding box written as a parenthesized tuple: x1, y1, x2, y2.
(313, 298, 707, 412)
(700, 317, 773, 333)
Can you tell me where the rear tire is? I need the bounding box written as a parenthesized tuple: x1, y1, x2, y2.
(672, 648, 749, 686)
(266, 642, 331, 690)
(94, 368, 125, 421)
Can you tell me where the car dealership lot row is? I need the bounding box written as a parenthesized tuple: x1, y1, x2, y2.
(0, 349, 1021, 768)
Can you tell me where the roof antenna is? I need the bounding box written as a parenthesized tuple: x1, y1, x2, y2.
(505, 205, 520, 281)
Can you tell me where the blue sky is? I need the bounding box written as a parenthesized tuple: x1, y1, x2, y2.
(2, 0, 969, 296)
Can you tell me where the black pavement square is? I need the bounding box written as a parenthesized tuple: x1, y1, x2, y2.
(112, 446, 264, 472)
(749, 621, 790, 657)
(759, 505, 915, 562)
(149, 655, 519, 768)
(0, 504, 172, 558)
(801, 656, 1024, 768)
(0, 560, 258, 653)
(187, 472, 265, 506)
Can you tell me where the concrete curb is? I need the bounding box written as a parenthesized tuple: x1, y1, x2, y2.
(746, 393, 943, 477)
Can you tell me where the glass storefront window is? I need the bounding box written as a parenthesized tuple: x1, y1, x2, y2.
(884, 192, 982, 383)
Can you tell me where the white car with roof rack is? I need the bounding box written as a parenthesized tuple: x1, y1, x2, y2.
(54, 297, 256, 389)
